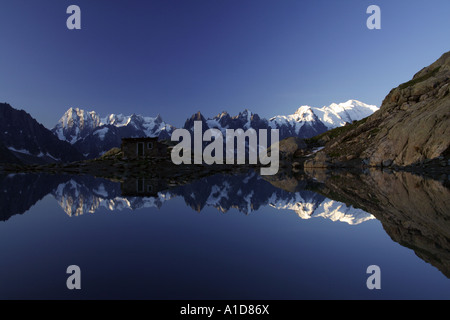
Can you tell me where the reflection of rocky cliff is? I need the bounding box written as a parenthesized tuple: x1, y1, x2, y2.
(0, 173, 69, 221)
(306, 168, 450, 278)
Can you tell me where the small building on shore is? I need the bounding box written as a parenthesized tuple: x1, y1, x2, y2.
(121, 177, 168, 197)
(121, 137, 168, 160)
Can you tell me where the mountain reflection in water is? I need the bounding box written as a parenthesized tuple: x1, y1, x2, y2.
(0, 168, 449, 280)
(0, 170, 373, 225)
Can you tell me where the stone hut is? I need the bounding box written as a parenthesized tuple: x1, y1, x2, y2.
(121, 137, 168, 160)
(121, 177, 168, 197)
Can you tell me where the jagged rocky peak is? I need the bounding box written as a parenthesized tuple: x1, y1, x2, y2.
(183, 111, 207, 131)
(192, 111, 205, 120)
(214, 111, 230, 122)
(215, 111, 229, 118)
(53, 107, 101, 144)
(250, 113, 261, 121)
(102, 113, 129, 126)
(234, 108, 252, 119)
(154, 114, 163, 123)
(61, 107, 101, 128)
(184, 111, 206, 124)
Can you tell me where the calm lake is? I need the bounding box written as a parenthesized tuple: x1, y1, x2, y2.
(0, 169, 449, 299)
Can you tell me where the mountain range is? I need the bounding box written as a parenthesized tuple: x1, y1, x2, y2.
(0, 99, 378, 163)
(51, 108, 174, 158)
(51, 100, 378, 159)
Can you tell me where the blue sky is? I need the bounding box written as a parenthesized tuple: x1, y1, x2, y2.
(0, 0, 449, 128)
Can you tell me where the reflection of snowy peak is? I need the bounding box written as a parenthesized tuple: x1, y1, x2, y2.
(171, 172, 374, 225)
(268, 193, 374, 225)
(50, 172, 374, 225)
(53, 178, 112, 216)
(51, 177, 173, 216)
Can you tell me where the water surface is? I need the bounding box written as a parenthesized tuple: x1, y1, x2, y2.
(0, 169, 449, 299)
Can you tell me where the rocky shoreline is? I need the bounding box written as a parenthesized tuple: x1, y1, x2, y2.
(0, 155, 259, 189)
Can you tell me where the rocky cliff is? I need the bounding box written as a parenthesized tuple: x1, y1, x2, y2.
(0, 103, 84, 164)
(304, 51, 450, 169)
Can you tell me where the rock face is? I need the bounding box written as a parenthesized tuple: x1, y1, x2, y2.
(267, 136, 307, 160)
(0, 103, 84, 164)
(305, 51, 450, 168)
(0, 139, 22, 164)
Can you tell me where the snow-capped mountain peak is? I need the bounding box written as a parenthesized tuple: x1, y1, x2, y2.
(268, 105, 326, 137)
(266, 100, 378, 138)
(313, 99, 379, 129)
(53, 107, 101, 144)
(293, 105, 316, 120)
(101, 113, 130, 127)
(52, 107, 174, 158)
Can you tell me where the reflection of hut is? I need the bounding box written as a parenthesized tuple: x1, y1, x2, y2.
(121, 137, 168, 160)
(121, 177, 168, 197)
